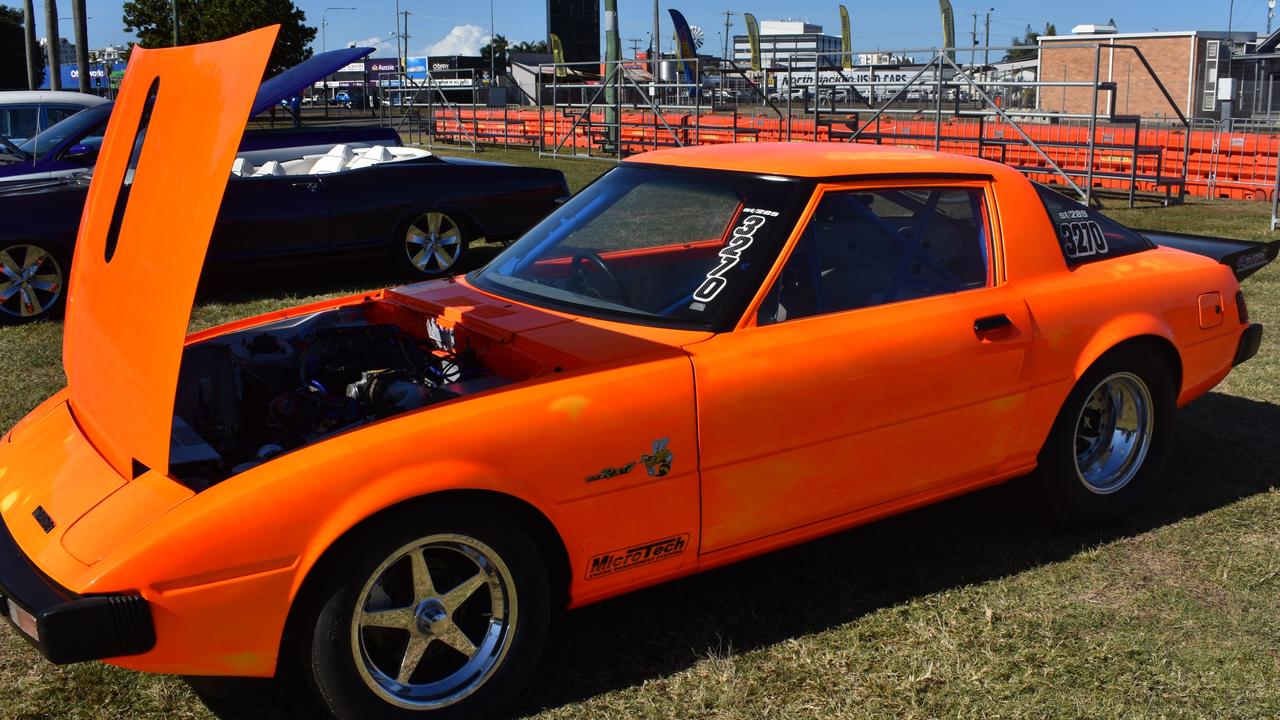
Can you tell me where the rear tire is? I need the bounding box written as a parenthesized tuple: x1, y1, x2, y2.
(1036, 346, 1176, 525)
(395, 211, 469, 278)
(0, 241, 69, 323)
(297, 501, 550, 720)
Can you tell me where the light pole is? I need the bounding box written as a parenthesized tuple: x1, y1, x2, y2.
(170, 0, 178, 45)
(322, 7, 356, 53)
(489, 0, 495, 89)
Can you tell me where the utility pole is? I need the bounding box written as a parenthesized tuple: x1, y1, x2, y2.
(970, 11, 978, 67)
(394, 0, 402, 71)
(628, 37, 643, 58)
(44, 0, 60, 90)
(983, 9, 993, 68)
(604, 0, 620, 148)
(23, 0, 38, 90)
(71, 0, 89, 92)
(489, 0, 496, 89)
(170, 0, 178, 45)
(722, 10, 736, 64)
(652, 0, 660, 79)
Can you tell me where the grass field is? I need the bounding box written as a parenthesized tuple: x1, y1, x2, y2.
(2, 147, 1279, 719)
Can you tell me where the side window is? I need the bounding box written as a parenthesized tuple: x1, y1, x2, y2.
(45, 105, 83, 126)
(0, 105, 39, 141)
(758, 187, 991, 325)
(1034, 184, 1153, 266)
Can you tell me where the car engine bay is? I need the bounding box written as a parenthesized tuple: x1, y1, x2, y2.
(172, 305, 510, 488)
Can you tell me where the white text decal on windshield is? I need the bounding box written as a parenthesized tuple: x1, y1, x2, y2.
(690, 211, 770, 310)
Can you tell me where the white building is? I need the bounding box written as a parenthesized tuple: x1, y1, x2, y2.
(733, 19, 841, 70)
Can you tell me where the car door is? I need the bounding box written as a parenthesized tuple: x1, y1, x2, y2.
(208, 171, 330, 263)
(690, 180, 1034, 553)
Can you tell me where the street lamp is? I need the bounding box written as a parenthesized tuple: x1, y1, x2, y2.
(322, 7, 356, 53)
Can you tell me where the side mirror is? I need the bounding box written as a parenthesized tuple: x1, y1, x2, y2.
(65, 143, 98, 163)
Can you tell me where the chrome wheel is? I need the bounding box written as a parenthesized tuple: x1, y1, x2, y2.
(1073, 372, 1154, 495)
(405, 212, 463, 275)
(0, 245, 63, 319)
(351, 533, 517, 711)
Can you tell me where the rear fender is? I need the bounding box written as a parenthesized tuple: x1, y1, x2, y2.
(1073, 314, 1181, 389)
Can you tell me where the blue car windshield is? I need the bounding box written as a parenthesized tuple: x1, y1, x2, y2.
(18, 105, 109, 158)
(471, 165, 807, 331)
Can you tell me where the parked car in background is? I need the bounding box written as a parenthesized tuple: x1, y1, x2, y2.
(0, 142, 568, 321)
(0, 47, 379, 185)
(0, 90, 107, 145)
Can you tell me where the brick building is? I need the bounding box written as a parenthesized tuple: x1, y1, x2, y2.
(1038, 29, 1256, 120)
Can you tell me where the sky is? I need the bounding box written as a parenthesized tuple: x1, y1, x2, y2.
(31, 0, 1280, 60)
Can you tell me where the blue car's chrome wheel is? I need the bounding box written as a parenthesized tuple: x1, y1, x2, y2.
(405, 212, 465, 276)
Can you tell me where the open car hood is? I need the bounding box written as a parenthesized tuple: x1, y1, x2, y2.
(250, 46, 373, 115)
(62, 27, 278, 479)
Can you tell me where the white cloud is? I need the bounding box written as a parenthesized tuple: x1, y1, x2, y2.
(348, 35, 396, 54)
(422, 24, 491, 57)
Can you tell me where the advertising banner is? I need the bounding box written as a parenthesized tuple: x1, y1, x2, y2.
(839, 5, 852, 69)
(938, 0, 956, 61)
(550, 33, 567, 77)
(744, 13, 761, 72)
(668, 8, 699, 95)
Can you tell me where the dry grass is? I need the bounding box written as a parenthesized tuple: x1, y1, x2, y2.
(1, 149, 1278, 719)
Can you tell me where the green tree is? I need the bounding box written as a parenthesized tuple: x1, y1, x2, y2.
(122, 0, 315, 76)
(510, 39, 548, 54)
(480, 33, 508, 61)
(0, 4, 28, 89)
(1004, 21, 1055, 62)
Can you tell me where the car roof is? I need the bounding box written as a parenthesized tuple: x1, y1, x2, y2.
(624, 142, 1017, 180)
(0, 90, 108, 106)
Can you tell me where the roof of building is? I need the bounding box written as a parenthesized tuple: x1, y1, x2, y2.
(625, 141, 1016, 179)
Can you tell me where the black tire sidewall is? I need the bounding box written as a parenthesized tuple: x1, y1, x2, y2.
(300, 501, 550, 720)
(0, 241, 70, 323)
(393, 211, 469, 279)
(1038, 346, 1177, 525)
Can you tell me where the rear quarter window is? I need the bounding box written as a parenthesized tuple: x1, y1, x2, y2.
(1034, 184, 1153, 266)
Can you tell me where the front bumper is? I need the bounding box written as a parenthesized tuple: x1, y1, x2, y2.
(0, 512, 154, 664)
(1234, 323, 1264, 366)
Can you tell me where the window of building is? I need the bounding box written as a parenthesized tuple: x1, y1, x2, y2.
(1203, 40, 1220, 112)
(757, 187, 990, 325)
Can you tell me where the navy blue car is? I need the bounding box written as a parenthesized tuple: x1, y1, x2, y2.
(0, 47, 389, 185)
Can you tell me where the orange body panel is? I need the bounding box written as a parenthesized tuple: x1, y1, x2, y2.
(63, 27, 277, 478)
(0, 129, 1255, 681)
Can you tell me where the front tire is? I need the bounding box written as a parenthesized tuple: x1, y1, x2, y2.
(1036, 346, 1176, 525)
(397, 211, 468, 278)
(299, 502, 550, 720)
(0, 241, 68, 323)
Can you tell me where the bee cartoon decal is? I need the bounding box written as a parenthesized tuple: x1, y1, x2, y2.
(641, 437, 673, 477)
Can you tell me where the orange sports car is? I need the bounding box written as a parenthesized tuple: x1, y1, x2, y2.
(1, 28, 1276, 720)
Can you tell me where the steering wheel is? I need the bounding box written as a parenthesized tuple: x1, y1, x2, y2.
(571, 251, 632, 306)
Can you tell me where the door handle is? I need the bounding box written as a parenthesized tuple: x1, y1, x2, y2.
(973, 313, 1013, 334)
(291, 181, 319, 192)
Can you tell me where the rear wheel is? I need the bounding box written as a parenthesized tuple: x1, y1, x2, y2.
(1036, 346, 1176, 525)
(299, 502, 549, 720)
(0, 242, 68, 322)
(397, 211, 468, 278)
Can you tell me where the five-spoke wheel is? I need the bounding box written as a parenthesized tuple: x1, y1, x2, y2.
(300, 501, 550, 720)
(352, 534, 516, 710)
(401, 212, 467, 277)
(0, 243, 66, 322)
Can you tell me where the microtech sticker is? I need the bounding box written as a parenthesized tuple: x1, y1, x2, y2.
(586, 534, 689, 579)
(690, 209, 772, 309)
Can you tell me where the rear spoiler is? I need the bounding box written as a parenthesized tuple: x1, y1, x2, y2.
(1141, 229, 1280, 281)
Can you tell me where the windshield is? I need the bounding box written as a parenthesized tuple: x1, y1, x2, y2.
(471, 165, 808, 331)
(17, 105, 109, 158)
